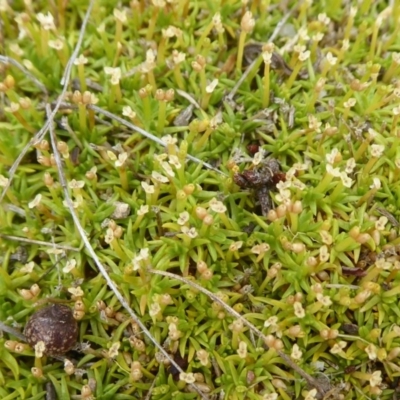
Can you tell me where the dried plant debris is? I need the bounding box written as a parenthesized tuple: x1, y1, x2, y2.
(1, 1, 400, 399)
(234, 158, 284, 216)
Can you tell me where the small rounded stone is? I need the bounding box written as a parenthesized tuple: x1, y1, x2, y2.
(23, 304, 78, 355)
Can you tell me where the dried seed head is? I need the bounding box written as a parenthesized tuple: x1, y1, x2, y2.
(197, 260, 208, 273)
(24, 304, 78, 355)
(201, 269, 213, 280)
(267, 209, 278, 221)
(30, 284, 41, 297)
(81, 384, 93, 399)
(288, 325, 303, 338)
(14, 343, 29, 353)
(388, 347, 400, 360)
(241, 11, 255, 33)
(73, 310, 85, 320)
(5, 340, 18, 351)
(276, 204, 287, 218)
(31, 367, 43, 378)
(165, 89, 175, 101)
(203, 214, 214, 226)
(64, 358, 75, 375)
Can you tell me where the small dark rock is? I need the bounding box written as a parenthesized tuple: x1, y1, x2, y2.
(24, 304, 78, 355)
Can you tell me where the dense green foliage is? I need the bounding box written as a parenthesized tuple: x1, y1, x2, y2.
(1, 0, 400, 399)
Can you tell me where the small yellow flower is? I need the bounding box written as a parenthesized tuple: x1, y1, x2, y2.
(0, 175, 9, 187)
(205, 79, 218, 94)
(181, 226, 198, 238)
(241, 11, 255, 33)
(365, 343, 377, 360)
(37, 12, 56, 30)
(113, 8, 127, 23)
(298, 50, 310, 62)
(318, 13, 330, 25)
(304, 388, 317, 400)
(73, 54, 88, 65)
(370, 370, 382, 387)
(179, 372, 196, 384)
(263, 394, 278, 400)
(137, 205, 149, 216)
(212, 13, 224, 33)
(161, 161, 175, 177)
(345, 158, 356, 173)
(5, 102, 20, 113)
(107, 342, 120, 358)
(63, 259, 77, 273)
(21, 262, 35, 273)
(115, 152, 128, 168)
(326, 148, 340, 164)
(340, 172, 354, 189)
(69, 179, 85, 189)
(162, 25, 182, 38)
(171, 50, 186, 65)
(104, 67, 121, 85)
(264, 316, 278, 328)
(141, 181, 155, 194)
(28, 194, 42, 209)
(209, 198, 227, 213)
(370, 178, 381, 189)
(325, 52, 337, 66)
(370, 144, 384, 158)
(122, 106, 136, 119)
(149, 302, 161, 317)
(330, 341, 347, 354)
(375, 216, 388, 231)
(291, 344, 302, 361)
(48, 39, 64, 50)
(316, 293, 332, 307)
(68, 286, 84, 297)
(251, 243, 270, 254)
(168, 155, 181, 169)
(177, 211, 190, 225)
(161, 134, 178, 145)
(34, 341, 46, 358)
(293, 302, 305, 318)
(229, 241, 243, 252)
(151, 171, 169, 183)
(196, 349, 209, 366)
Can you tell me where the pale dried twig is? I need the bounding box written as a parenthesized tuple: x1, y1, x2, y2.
(46, 105, 210, 400)
(0, 321, 26, 341)
(0, 234, 80, 252)
(0, 55, 48, 95)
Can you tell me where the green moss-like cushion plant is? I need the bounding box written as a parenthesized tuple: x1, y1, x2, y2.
(1, 0, 400, 399)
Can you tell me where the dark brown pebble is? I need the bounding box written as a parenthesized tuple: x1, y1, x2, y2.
(24, 304, 78, 355)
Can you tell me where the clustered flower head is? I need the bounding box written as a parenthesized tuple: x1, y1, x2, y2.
(104, 67, 121, 85)
(132, 248, 150, 270)
(37, 12, 56, 30)
(241, 11, 255, 33)
(138, 49, 156, 73)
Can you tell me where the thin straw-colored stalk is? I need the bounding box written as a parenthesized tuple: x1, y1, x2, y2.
(0, 234, 80, 251)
